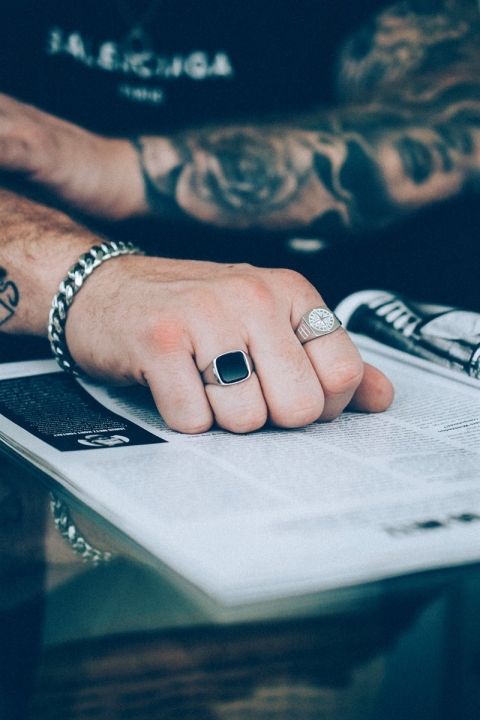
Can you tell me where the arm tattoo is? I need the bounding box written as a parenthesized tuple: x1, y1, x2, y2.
(395, 136, 435, 182)
(0, 267, 19, 327)
(135, 0, 480, 235)
(337, 0, 480, 100)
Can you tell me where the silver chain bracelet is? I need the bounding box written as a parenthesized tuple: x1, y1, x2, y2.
(50, 493, 116, 565)
(48, 240, 144, 375)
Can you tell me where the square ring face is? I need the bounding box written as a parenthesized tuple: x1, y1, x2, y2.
(213, 351, 251, 385)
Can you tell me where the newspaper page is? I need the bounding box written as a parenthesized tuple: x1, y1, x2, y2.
(0, 343, 480, 607)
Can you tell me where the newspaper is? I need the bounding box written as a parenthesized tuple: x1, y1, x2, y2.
(1, 290, 480, 608)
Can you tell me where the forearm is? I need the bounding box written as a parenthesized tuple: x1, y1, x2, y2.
(0, 94, 147, 221)
(0, 188, 102, 336)
(2, 2, 478, 238)
(135, 77, 480, 232)
(133, 0, 480, 233)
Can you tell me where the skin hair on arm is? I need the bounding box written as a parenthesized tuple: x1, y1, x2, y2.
(0, 188, 103, 337)
(133, 0, 480, 235)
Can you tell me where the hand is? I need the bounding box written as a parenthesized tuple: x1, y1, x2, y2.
(65, 256, 394, 434)
(0, 93, 146, 218)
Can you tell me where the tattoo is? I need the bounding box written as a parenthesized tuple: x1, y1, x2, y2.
(339, 140, 394, 225)
(434, 123, 474, 154)
(313, 153, 337, 199)
(310, 210, 346, 237)
(0, 268, 19, 326)
(198, 132, 292, 213)
(338, 1, 480, 99)
(135, 0, 480, 235)
(130, 137, 189, 217)
(395, 136, 434, 183)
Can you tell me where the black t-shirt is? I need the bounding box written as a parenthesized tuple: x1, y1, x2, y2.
(0, 0, 479, 362)
(0, 0, 386, 133)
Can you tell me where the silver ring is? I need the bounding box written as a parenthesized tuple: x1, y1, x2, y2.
(202, 350, 254, 386)
(295, 305, 342, 344)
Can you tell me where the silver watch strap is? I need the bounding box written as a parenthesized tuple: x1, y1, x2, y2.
(48, 240, 144, 375)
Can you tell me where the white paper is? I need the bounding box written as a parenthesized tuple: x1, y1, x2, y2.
(0, 341, 480, 607)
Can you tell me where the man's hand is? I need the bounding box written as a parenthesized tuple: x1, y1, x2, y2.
(0, 189, 392, 433)
(0, 93, 146, 219)
(65, 256, 393, 434)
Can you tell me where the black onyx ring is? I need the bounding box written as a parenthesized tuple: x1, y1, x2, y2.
(295, 305, 342, 344)
(202, 351, 254, 386)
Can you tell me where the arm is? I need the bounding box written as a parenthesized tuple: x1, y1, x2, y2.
(0, 1, 478, 234)
(0, 188, 99, 336)
(135, 0, 480, 231)
(0, 188, 393, 433)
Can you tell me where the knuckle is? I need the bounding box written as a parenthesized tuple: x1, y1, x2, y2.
(177, 416, 213, 435)
(291, 398, 324, 426)
(220, 405, 268, 435)
(232, 273, 272, 305)
(271, 395, 324, 429)
(274, 267, 312, 292)
(165, 403, 213, 435)
(147, 316, 188, 355)
(321, 359, 364, 397)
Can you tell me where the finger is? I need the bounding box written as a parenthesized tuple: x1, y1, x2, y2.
(188, 294, 267, 433)
(347, 362, 395, 413)
(247, 318, 326, 429)
(302, 327, 366, 421)
(205, 369, 268, 434)
(196, 336, 269, 433)
(143, 350, 214, 434)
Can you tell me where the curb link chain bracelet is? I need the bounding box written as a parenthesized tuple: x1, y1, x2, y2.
(48, 240, 144, 376)
(50, 493, 116, 565)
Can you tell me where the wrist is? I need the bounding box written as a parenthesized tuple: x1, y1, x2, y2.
(48, 241, 144, 375)
(42, 134, 149, 220)
(133, 135, 185, 216)
(86, 137, 149, 219)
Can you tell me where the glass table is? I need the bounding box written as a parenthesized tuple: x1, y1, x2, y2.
(2, 446, 480, 720)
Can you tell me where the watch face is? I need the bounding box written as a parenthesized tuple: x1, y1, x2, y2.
(215, 351, 250, 384)
(308, 308, 335, 333)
